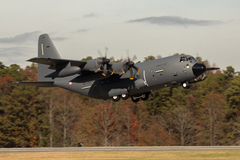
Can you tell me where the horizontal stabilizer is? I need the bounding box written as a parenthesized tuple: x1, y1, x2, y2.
(28, 57, 86, 67)
(12, 81, 55, 87)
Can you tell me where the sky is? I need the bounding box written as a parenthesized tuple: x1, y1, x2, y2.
(0, 0, 240, 71)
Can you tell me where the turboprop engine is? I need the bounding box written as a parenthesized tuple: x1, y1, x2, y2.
(190, 73, 207, 83)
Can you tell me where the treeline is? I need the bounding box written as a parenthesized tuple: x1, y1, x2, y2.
(0, 56, 240, 147)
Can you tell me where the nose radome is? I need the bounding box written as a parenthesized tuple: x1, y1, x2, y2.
(192, 63, 206, 77)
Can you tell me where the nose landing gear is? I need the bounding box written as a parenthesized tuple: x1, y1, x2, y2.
(182, 81, 191, 89)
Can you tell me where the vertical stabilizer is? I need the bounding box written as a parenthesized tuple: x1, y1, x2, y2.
(37, 34, 61, 81)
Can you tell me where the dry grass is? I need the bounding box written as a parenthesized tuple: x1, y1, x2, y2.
(0, 150, 240, 160)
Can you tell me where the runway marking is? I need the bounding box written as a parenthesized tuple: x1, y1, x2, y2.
(1, 146, 240, 153)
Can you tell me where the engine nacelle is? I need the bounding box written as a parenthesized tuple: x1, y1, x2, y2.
(190, 73, 207, 83)
(46, 66, 81, 78)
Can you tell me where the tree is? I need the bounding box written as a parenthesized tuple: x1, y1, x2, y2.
(161, 106, 195, 146)
(81, 56, 93, 61)
(0, 86, 44, 147)
(90, 102, 118, 146)
(54, 89, 81, 147)
(137, 123, 176, 146)
(144, 55, 155, 61)
(145, 87, 173, 115)
(223, 66, 235, 77)
(119, 104, 139, 146)
(23, 63, 38, 81)
(225, 75, 240, 115)
(200, 91, 226, 146)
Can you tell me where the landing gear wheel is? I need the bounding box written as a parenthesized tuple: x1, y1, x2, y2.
(112, 95, 120, 102)
(131, 96, 140, 103)
(141, 93, 149, 101)
(121, 93, 129, 100)
(182, 81, 191, 89)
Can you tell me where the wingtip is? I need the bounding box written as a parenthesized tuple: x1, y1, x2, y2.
(11, 81, 19, 85)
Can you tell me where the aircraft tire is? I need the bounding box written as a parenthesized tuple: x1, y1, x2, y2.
(112, 95, 120, 102)
(131, 96, 140, 103)
(182, 81, 191, 89)
(121, 93, 129, 100)
(141, 93, 149, 101)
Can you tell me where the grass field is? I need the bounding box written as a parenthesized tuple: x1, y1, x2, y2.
(1, 150, 240, 160)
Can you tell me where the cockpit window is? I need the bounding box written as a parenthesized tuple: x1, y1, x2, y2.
(188, 56, 195, 61)
(180, 56, 195, 62)
(180, 56, 188, 62)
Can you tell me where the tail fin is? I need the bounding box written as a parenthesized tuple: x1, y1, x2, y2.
(37, 34, 61, 81)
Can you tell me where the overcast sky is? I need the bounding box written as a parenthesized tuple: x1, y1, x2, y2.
(0, 0, 240, 71)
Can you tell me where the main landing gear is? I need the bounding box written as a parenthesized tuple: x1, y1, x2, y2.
(112, 95, 120, 102)
(131, 93, 149, 103)
(112, 92, 150, 103)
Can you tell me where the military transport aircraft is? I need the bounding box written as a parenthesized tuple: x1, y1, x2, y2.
(14, 34, 219, 102)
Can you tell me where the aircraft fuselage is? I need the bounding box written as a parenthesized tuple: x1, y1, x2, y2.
(53, 55, 199, 99)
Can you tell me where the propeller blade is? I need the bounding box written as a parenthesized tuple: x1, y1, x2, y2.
(132, 65, 139, 74)
(98, 50, 103, 58)
(109, 56, 114, 61)
(105, 47, 108, 56)
(132, 55, 137, 62)
(130, 68, 133, 80)
(103, 64, 107, 74)
(107, 64, 113, 71)
(108, 64, 114, 75)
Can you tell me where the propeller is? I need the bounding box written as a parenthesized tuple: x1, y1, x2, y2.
(123, 51, 139, 80)
(98, 47, 114, 76)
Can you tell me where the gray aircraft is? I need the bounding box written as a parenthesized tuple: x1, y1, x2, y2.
(14, 34, 219, 102)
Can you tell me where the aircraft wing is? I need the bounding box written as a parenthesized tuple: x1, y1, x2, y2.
(28, 57, 86, 67)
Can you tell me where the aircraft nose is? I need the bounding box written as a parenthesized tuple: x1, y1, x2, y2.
(192, 63, 206, 77)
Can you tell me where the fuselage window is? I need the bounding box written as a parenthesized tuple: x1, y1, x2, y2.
(188, 57, 193, 63)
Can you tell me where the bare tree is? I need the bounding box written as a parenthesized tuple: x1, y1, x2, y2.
(42, 88, 57, 147)
(91, 102, 118, 146)
(163, 106, 195, 146)
(55, 90, 80, 147)
(202, 91, 226, 146)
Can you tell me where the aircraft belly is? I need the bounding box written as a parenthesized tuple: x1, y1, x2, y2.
(54, 79, 107, 99)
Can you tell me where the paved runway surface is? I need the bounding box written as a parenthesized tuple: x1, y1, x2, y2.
(1, 146, 240, 152)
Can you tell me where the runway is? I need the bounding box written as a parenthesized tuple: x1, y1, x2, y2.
(1, 146, 240, 152)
